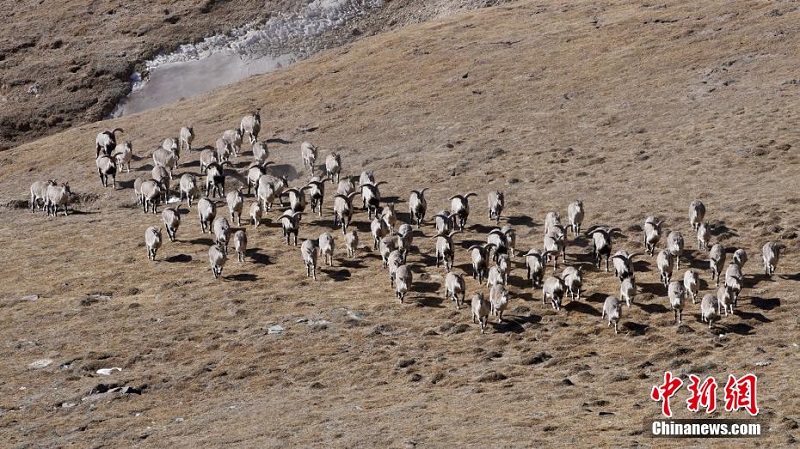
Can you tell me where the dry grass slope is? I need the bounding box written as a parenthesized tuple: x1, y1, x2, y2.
(0, 0, 798, 447)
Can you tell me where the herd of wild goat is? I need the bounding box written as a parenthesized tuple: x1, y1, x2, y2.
(27, 109, 788, 334)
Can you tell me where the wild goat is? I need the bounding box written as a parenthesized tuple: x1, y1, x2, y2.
(252, 140, 269, 165)
(611, 250, 637, 281)
(360, 182, 386, 219)
(408, 188, 428, 227)
(226, 187, 244, 225)
(567, 200, 585, 236)
(468, 243, 493, 284)
(179, 126, 194, 153)
(489, 284, 509, 323)
(370, 217, 390, 251)
(337, 177, 356, 196)
(487, 190, 504, 224)
(387, 250, 404, 287)
(301, 142, 317, 172)
(708, 243, 726, 286)
(586, 226, 620, 272)
(162, 137, 179, 160)
(666, 231, 685, 270)
(179, 173, 198, 207)
(152, 146, 178, 176)
(209, 244, 227, 279)
(306, 179, 326, 216)
(200, 148, 219, 174)
(284, 187, 307, 213)
(249, 201, 263, 228)
(205, 162, 226, 198)
(358, 170, 375, 187)
(144, 226, 162, 261)
(471, 293, 491, 333)
(697, 222, 710, 250)
(45, 182, 71, 217)
(433, 230, 460, 272)
(643, 216, 662, 256)
(656, 249, 675, 287)
(212, 216, 231, 250)
(487, 228, 508, 261)
(601, 296, 622, 334)
(543, 211, 562, 237)
(683, 269, 699, 304)
(433, 211, 454, 235)
(139, 180, 161, 214)
(450, 192, 477, 230)
(30, 180, 56, 212)
(668, 280, 686, 325)
(562, 266, 583, 301)
(542, 276, 566, 311)
(325, 153, 341, 184)
(233, 230, 247, 262)
(724, 263, 743, 307)
(96, 128, 123, 157)
(95, 154, 117, 188)
(381, 203, 397, 234)
(245, 161, 267, 194)
(396, 224, 413, 259)
(689, 200, 706, 231)
(487, 265, 504, 288)
(344, 230, 359, 258)
(240, 109, 261, 144)
(717, 285, 734, 316)
(543, 227, 567, 272)
(280, 211, 303, 245)
(620, 276, 636, 307)
(496, 253, 511, 285)
(256, 174, 288, 211)
(197, 198, 216, 234)
(524, 248, 545, 288)
(161, 207, 180, 242)
(112, 141, 132, 173)
(762, 242, 786, 276)
(333, 192, 358, 234)
(444, 272, 466, 309)
(222, 128, 243, 157)
(151, 165, 171, 201)
(394, 265, 412, 303)
(301, 239, 319, 280)
(700, 294, 716, 328)
(379, 236, 396, 269)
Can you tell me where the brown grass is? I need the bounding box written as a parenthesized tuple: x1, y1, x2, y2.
(0, 0, 798, 446)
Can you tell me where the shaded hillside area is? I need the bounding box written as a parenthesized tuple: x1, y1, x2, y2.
(0, 0, 798, 447)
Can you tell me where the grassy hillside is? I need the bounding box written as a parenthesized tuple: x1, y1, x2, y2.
(0, 0, 797, 446)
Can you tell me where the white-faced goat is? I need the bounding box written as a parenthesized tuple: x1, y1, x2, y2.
(358, 170, 375, 187)
(567, 200, 585, 236)
(487, 265, 505, 288)
(325, 153, 341, 184)
(161, 207, 180, 242)
(620, 276, 636, 307)
(762, 242, 786, 276)
(611, 250, 637, 281)
(668, 280, 686, 325)
(387, 249, 404, 287)
(732, 248, 748, 269)
(700, 294, 716, 328)
(318, 232, 335, 266)
(30, 180, 55, 212)
(301, 238, 319, 280)
(394, 265, 412, 303)
(246, 163, 266, 195)
(112, 141, 132, 173)
(489, 284, 509, 323)
(95, 154, 117, 188)
(708, 243, 726, 286)
(586, 226, 620, 272)
(433, 211, 454, 235)
(152, 146, 178, 177)
(524, 248, 545, 288)
(209, 243, 227, 279)
(212, 216, 232, 251)
(656, 249, 675, 287)
(697, 222, 710, 250)
(381, 203, 397, 234)
(487, 190, 504, 224)
(543, 211, 562, 237)
(445, 272, 466, 309)
(240, 109, 261, 144)
(222, 128, 243, 157)
(666, 231, 685, 270)
(306, 179, 326, 216)
(179, 126, 194, 153)
(371, 217, 390, 251)
(249, 201, 263, 228)
(408, 188, 428, 227)
(433, 230, 460, 272)
(197, 198, 216, 234)
(256, 174, 288, 212)
(280, 211, 302, 245)
(472, 293, 491, 333)
(487, 228, 508, 261)
(724, 263, 743, 307)
(45, 182, 71, 217)
(379, 236, 397, 269)
(345, 230, 359, 258)
(226, 187, 244, 225)
(252, 140, 269, 165)
(360, 182, 386, 219)
(140, 180, 161, 214)
(717, 285, 734, 316)
(333, 192, 358, 234)
(562, 266, 583, 301)
(643, 216, 662, 256)
(542, 276, 566, 311)
(96, 128, 123, 157)
(284, 187, 307, 213)
(601, 296, 622, 334)
(162, 137, 179, 159)
(151, 165, 171, 201)
(301, 142, 317, 173)
(200, 148, 219, 174)
(450, 192, 477, 231)
(469, 244, 492, 284)
(233, 229, 247, 262)
(683, 269, 699, 304)
(337, 177, 356, 196)
(145, 226, 162, 261)
(179, 173, 198, 207)
(205, 162, 226, 198)
(689, 199, 706, 231)
(497, 253, 511, 285)
(396, 224, 413, 259)
(543, 226, 567, 272)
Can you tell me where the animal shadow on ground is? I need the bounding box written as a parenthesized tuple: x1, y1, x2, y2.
(352, 220, 373, 233)
(183, 159, 201, 169)
(418, 253, 438, 267)
(632, 259, 651, 273)
(249, 249, 270, 265)
(779, 272, 800, 281)
(710, 223, 738, 239)
(584, 292, 606, 304)
(67, 209, 98, 215)
(492, 314, 541, 334)
(750, 296, 780, 310)
(469, 223, 496, 234)
(165, 254, 192, 263)
(622, 321, 649, 336)
(382, 195, 401, 205)
(460, 239, 484, 249)
(266, 138, 292, 145)
(118, 179, 136, 189)
(454, 262, 474, 275)
(735, 310, 772, 323)
(415, 295, 444, 308)
(638, 282, 664, 296)
(189, 237, 215, 246)
(339, 259, 366, 269)
(231, 160, 251, 170)
(138, 163, 154, 172)
(325, 268, 351, 281)
(265, 164, 299, 181)
(636, 299, 669, 314)
(226, 273, 258, 282)
(564, 300, 600, 316)
(415, 281, 441, 294)
(722, 322, 754, 335)
(508, 214, 535, 228)
(571, 237, 591, 249)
